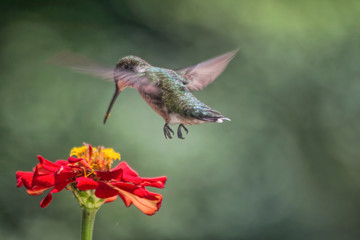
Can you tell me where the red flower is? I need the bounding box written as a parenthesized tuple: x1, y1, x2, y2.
(16, 144, 167, 215)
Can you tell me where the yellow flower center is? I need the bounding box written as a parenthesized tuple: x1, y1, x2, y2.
(70, 143, 120, 171)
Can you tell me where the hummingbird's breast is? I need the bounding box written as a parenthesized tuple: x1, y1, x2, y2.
(138, 89, 168, 120)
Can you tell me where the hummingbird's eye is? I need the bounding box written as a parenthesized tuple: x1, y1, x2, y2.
(125, 64, 133, 71)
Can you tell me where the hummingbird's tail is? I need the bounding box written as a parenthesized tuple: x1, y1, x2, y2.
(215, 117, 231, 123)
(201, 115, 231, 123)
(103, 86, 121, 124)
(190, 107, 231, 123)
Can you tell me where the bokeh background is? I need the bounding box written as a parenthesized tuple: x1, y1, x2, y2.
(1, 0, 360, 239)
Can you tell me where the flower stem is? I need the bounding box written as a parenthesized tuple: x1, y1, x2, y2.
(81, 208, 98, 240)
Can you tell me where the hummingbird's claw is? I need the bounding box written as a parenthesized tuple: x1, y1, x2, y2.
(163, 123, 174, 139)
(177, 124, 188, 139)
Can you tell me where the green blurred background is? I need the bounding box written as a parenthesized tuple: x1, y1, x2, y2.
(1, 0, 360, 239)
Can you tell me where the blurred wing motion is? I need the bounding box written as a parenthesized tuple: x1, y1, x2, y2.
(48, 51, 154, 89)
(48, 51, 115, 81)
(176, 49, 238, 91)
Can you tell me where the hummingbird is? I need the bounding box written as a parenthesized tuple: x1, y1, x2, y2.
(51, 49, 237, 139)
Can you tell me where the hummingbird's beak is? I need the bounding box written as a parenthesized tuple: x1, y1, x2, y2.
(103, 86, 121, 124)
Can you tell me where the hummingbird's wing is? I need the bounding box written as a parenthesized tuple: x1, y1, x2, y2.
(176, 49, 238, 91)
(48, 51, 115, 81)
(48, 51, 156, 90)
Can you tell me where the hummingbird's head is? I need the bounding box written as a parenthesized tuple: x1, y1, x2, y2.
(115, 56, 150, 73)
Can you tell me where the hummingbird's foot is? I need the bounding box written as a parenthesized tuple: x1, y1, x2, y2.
(177, 124, 188, 139)
(163, 123, 174, 139)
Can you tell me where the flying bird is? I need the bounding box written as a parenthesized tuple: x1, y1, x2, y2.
(51, 49, 237, 139)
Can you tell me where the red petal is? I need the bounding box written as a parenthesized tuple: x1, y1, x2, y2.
(113, 162, 167, 189)
(37, 156, 62, 172)
(40, 192, 53, 208)
(118, 192, 132, 207)
(68, 157, 83, 163)
(32, 167, 55, 188)
(16, 171, 33, 188)
(76, 177, 98, 190)
(95, 168, 122, 181)
(94, 182, 119, 198)
(109, 182, 163, 215)
(139, 176, 167, 188)
(104, 195, 118, 203)
(17, 171, 53, 195)
(34, 164, 55, 175)
(54, 169, 77, 185)
(27, 186, 50, 195)
(112, 162, 138, 177)
(52, 181, 69, 194)
(54, 160, 69, 165)
(126, 175, 167, 189)
(67, 157, 91, 168)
